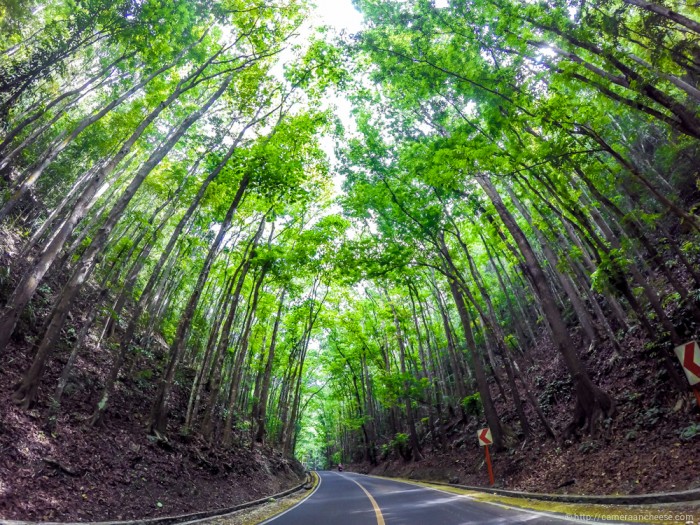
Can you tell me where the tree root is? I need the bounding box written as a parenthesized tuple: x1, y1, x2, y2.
(563, 383, 616, 441)
(43, 458, 82, 477)
(12, 380, 38, 410)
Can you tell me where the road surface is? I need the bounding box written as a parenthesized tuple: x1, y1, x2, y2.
(260, 470, 607, 524)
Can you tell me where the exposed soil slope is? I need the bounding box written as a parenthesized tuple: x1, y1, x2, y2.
(0, 227, 303, 522)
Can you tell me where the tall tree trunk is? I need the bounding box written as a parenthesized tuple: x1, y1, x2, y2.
(148, 169, 249, 434)
(476, 174, 615, 435)
(505, 185, 599, 348)
(183, 274, 236, 431)
(0, 42, 200, 222)
(113, 106, 270, 374)
(446, 273, 504, 448)
(255, 289, 286, 444)
(222, 266, 266, 445)
(386, 291, 422, 461)
(199, 219, 265, 438)
(439, 233, 505, 448)
(11, 75, 233, 408)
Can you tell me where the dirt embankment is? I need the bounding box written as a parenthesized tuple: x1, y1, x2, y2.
(0, 349, 304, 522)
(0, 227, 304, 522)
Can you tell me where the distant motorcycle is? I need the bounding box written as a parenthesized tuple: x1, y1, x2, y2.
(337, 464, 344, 472)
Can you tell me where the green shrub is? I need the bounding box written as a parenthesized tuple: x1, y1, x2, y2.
(680, 423, 700, 442)
(637, 407, 665, 430)
(460, 393, 482, 417)
(391, 432, 411, 460)
(578, 441, 599, 454)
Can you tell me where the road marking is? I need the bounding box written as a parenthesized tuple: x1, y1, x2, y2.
(258, 472, 323, 524)
(361, 474, 618, 524)
(344, 475, 385, 525)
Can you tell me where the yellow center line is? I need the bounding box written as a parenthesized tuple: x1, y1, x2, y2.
(345, 475, 386, 525)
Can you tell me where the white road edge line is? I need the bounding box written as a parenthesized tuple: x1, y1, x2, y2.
(361, 474, 621, 525)
(256, 472, 323, 525)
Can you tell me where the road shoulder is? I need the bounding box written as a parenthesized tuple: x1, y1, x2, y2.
(364, 475, 700, 525)
(188, 473, 320, 525)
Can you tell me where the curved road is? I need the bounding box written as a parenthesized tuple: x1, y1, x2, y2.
(260, 471, 612, 524)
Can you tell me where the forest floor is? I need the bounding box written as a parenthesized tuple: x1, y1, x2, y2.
(350, 316, 700, 496)
(0, 228, 304, 522)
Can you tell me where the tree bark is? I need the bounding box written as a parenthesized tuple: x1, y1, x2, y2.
(255, 289, 286, 443)
(476, 174, 614, 435)
(386, 291, 422, 461)
(199, 218, 265, 438)
(11, 75, 233, 408)
(148, 169, 249, 434)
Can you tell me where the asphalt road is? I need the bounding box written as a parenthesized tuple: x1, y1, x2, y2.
(260, 471, 604, 525)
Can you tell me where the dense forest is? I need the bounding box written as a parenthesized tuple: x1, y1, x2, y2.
(1, 0, 699, 519)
